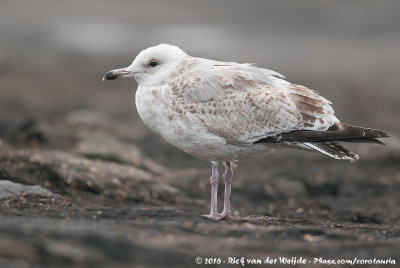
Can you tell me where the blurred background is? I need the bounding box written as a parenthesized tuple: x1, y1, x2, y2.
(1, 0, 399, 138)
(1, 0, 400, 266)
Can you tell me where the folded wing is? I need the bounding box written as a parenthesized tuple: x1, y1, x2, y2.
(170, 60, 338, 145)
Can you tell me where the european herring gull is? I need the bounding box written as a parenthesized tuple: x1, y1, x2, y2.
(103, 44, 389, 220)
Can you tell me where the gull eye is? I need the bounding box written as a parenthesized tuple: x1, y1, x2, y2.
(149, 61, 158, 67)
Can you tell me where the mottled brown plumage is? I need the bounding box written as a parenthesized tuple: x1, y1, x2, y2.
(103, 44, 390, 220)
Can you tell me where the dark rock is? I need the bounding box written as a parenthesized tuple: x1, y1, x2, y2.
(0, 180, 55, 199)
(0, 150, 188, 204)
(75, 131, 169, 176)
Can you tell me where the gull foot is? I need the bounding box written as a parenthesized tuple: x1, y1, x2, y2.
(202, 214, 220, 220)
(202, 212, 231, 221)
(218, 211, 231, 220)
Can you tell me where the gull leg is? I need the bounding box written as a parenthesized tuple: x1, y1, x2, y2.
(203, 161, 220, 220)
(219, 161, 233, 220)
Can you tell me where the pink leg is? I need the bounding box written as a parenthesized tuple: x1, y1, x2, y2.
(219, 162, 233, 219)
(203, 161, 219, 220)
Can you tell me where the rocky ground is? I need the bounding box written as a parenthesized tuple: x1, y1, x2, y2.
(0, 109, 399, 267)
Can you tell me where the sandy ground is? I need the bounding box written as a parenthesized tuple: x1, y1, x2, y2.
(1, 1, 400, 267)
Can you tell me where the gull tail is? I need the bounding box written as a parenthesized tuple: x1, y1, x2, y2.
(303, 142, 359, 162)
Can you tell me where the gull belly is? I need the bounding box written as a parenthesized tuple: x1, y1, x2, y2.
(135, 84, 274, 161)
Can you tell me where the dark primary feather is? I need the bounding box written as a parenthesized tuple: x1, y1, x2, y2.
(254, 123, 390, 161)
(255, 123, 390, 144)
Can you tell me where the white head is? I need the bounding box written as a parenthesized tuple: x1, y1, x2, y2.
(103, 44, 187, 86)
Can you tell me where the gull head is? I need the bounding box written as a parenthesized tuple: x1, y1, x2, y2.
(103, 44, 187, 86)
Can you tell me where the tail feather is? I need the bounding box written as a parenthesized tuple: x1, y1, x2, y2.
(303, 142, 359, 162)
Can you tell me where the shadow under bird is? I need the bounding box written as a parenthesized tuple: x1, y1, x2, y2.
(103, 44, 390, 220)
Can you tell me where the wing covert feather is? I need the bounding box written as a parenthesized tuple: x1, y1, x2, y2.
(169, 61, 337, 144)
